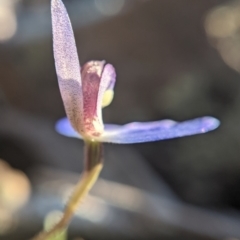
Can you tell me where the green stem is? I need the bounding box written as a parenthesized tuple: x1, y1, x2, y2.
(31, 140, 103, 240)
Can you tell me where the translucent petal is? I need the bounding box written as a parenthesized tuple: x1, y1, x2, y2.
(56, 117, 220, 144)
(51, 0, 83, 133)
(101, 117, 220, 144)
(99, 64, 116, 108)
(95, 63, 116, 124)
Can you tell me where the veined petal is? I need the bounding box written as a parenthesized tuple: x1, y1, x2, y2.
(55, 117, 220, 144)
(101, 117, 220, 144)
(81, 61, 116, 138)
(81, 61, 105, 137)
(51, 0, 83, 133)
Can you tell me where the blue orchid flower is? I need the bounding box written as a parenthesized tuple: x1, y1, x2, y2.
(52, 0, 220, 144)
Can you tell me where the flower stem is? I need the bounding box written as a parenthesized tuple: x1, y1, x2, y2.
(31, 141, 103, 240)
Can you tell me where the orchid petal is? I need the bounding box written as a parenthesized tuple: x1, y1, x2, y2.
(80, 62, 116, 137)
(56, 117, 220, 144)
(100, 117, 220, 143)
(101, 117, 219, 144)
(100, 64, 116, 108)
(81, 61, 105, 136)
(98, 63, 116, 109)
(51, 0, 83, 133)
(55, 117, 82, 138)
(101, 64, 116, 92)
(55, 117, 121, 139)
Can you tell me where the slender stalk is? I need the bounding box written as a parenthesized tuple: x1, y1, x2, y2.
(31, 141, 103, 240)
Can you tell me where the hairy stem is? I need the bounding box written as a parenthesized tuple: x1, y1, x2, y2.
(31, 141, 103, 240)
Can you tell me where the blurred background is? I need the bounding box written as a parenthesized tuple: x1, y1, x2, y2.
(1, 0, 240, 239)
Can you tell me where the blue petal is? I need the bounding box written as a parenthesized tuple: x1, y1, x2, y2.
(101, 117, 220, 144)
(55, 117, 220, 144)
(55, 117, 81, 138)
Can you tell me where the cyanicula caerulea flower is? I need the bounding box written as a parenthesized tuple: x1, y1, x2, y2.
(52, 0, 220, 144)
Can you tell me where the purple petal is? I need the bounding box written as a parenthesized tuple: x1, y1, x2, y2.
(96, 63, 116, 122)
(100, 64, 116, 91)
(55, 117, 220, 144)
(101, 117, 220, 144)
(97, 63, 116, 110)
(51, 0, 83, 133)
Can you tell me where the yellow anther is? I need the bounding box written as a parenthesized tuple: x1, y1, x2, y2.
(102, 90, 114, 108)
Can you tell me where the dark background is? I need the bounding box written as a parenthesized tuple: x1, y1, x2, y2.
(1, 0, 240, 239)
